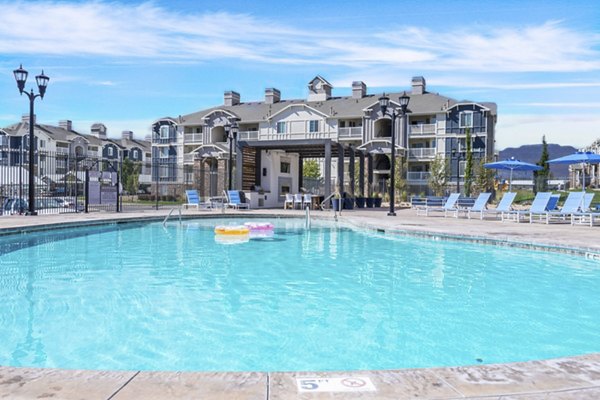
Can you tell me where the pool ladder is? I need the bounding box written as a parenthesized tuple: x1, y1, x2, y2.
(305, 206, 311, 229)
(163, 207, 182, 226)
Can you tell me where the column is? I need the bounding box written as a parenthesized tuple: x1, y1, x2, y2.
(359, 151, 365, 197)
(235, 141, 243, 191)
(298, 156, 303, 192)
(367, 153, 373, 197)
(349, 147, 355, 196)
(337, 143, 344, 195)
(324, 141, 331, 200)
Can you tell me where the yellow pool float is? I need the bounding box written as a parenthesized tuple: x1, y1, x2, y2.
(214, 225, 250, 235)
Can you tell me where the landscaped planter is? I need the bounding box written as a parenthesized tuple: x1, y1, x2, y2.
(331, 198, 342, 211)
(355, 197, 365, 208)
(366, 198, 374, 208)
(373, 198, 382, 207)
(343, 198, 354, 210)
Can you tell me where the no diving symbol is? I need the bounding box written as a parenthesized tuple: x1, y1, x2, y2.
(341, 378, 366, 388)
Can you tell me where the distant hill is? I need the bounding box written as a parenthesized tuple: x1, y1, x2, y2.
(498, 144, 577, 178)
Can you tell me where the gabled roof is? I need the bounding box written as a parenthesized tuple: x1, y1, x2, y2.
(309, 75, 333, 88)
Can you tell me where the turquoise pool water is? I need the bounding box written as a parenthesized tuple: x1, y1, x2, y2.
(0, 218, 599, 372)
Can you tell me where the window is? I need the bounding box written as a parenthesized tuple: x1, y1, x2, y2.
(280, 161, 291, 173)
(308, 120, 319, 133)
(133, 149, 139, 159)
(276, 122, 286, 134)
(159, 165, 169, 178)
(107, 146, 113, 157)
(459, 112, 473, 128)
(159, 125, 170, 139)
(39, 139, 46, 148)
(160, 147, 169, 158)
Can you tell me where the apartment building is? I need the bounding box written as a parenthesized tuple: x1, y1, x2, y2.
(0, 117, 152, 191)
(152, 76, 496, 206)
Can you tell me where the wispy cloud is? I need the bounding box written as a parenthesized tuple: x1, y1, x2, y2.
(512, 102, 600, 108)
(0, 2, 598, 73)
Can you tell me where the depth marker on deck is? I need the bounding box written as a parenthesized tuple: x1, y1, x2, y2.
(297, 376, 376, 393)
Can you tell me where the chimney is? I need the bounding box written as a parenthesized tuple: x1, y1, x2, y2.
(224, 91, 240, 106)
(265, 88, 281, 104)
(59, 120, 73, 131)
(144, 134, 152, 142)
(411, 76, 426, 95)
(122, 130, 133, 140)
(21, 114, 36, 124)
(352, 81, 367, 99)
(91, 123, 107, 139)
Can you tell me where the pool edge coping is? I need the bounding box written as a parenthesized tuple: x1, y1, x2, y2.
(1, 211, 599, 399)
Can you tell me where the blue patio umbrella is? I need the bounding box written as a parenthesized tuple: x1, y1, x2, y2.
(547, 151, 600, 190)
(484, 157, 542, 192)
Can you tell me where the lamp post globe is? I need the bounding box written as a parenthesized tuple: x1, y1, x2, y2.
(14, 65, 50, 216)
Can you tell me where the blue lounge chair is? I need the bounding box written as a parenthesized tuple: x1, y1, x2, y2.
(184, 189, 211, 210)
(571, 193, 599, 227)
(480, 192, 517, 220)
(531, 191, 584, 224)
(226, 190, 250, 209)
(465, 192, 492, 219)
(416, 193, 460, 217)
(502, 192, 553, 223)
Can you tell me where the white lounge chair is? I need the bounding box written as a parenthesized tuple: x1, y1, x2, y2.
(293, 193, 303, 209)
(302, 194, 312, 209)
(184, 189, 211, 210)
(532, 192, 584, 224)
(284, 193, 294, 209)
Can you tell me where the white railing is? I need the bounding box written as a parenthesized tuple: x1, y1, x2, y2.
(263, 132, 336, 141)
(56, 148, 69, 154)
(407, 171, 431, 181)
(184, 133, 203, 143)
(338, 127, 362, 139)
(238, 131, 259, 140)
(409, 123, 436, 135)
(408, 148, 436, 158)
(183, 153, 197, 163)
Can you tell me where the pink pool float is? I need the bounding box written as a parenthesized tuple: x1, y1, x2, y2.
(244, 222, 275, 238)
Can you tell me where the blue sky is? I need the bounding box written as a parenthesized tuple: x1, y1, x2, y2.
(1, 0, 599, 149)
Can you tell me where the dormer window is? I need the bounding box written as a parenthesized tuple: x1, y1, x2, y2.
(159, 125, 170, 139)
(133, 149, 138, 159)
(276, 122, 286, 134)
(107, 147, 114, 157)
(308, 120, 319, 133)
(459, 112, 473, 128)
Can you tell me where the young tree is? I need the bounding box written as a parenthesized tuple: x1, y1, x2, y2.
(428, 155, 450, 196)
(394, 156, 408, 202)
(303, 159, 321, 178)
(533, 135, 550, 193)
(463, 128, 474, 197)
(474, 158, 495, 195)
(121, 158, 141, 195)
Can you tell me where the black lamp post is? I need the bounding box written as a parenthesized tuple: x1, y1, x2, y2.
(379, 92, 410, 216)
(225, 119, 239, 190)
(451, 146, 463, 194)
(13, 64, 49, 216)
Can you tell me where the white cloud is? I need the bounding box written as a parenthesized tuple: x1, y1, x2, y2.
(0, 2, 598, 73)
(497, 114, 600, 149)
(511, 102, 600, 108)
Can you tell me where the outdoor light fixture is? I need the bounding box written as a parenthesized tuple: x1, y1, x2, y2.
(378, 92, 410, 216)
(13, 64, 50, 215)
(226, 119, 240, 190)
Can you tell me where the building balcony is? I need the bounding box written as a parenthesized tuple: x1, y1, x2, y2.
(408, 148, 436, 159)
(56, 148, 69, 155)
(238, 131, 259, 141)
(409, 123, 436, 135)
(183, 133, 203, 143)
(338, 127, 362, 139)
(407, 171, 431, 181)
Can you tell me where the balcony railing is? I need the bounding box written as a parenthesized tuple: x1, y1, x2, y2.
(56, 147, 69, 154)
(408, 148, 436, 158)
(409, 124, 436, 135)
(407, 171, 431, 181)
(184, 133, 203, 143)
(238, 131, 259, 140)
(338, 127, 362, 139)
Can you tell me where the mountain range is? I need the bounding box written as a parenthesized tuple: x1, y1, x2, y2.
(497, 144, 578, 178)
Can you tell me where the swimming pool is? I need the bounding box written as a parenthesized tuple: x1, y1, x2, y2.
(0, 218, 598, 372)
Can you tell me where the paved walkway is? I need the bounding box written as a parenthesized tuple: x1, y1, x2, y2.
(0, 208, 599, 399)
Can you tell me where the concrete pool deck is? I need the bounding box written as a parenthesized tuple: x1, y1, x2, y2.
(0, 207, 599, 399)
